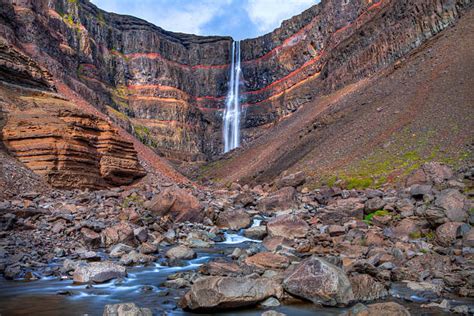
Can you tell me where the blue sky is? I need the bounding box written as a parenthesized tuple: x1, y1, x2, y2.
(90, 0, 320, 40)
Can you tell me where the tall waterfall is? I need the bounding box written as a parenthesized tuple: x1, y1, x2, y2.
(223, 41, 242, 153)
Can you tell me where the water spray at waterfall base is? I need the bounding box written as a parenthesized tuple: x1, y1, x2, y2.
(223, 41, 242, 153)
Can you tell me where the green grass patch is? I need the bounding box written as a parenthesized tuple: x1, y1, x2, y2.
(363, 210, 391, 225)
(121, 195, 143, 208)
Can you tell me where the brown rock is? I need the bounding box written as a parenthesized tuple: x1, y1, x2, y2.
(276, 172, 306, 189)
(147, 187, 204, 223)
(344, 302, 410, 316)
(101, 222, 135, 247)
(103, 303, 152, 316)
(73, 261, 126, 284)
(81, 227, 101, 248)
(328, 225, 346, 237)
(436, 222, 464, 246)
(216, 210, 251, 230)
(267, 215, 309, 239)
(257, 187, 296, 213)
(245, 252, 290, 270)
(262, 236, 293, 252)
(199, 261, 243, 277)
(283, 256, 354, 306)
(179, 276, 283, 310)
(326, 198, 365, 219)
(435, 189, 468, 222)
(464, 228, 474, 247)
(165, 245, 196, 260)
(349, 274, 388, 302)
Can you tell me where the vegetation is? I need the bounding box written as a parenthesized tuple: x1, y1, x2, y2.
(363, 210, 391, 225)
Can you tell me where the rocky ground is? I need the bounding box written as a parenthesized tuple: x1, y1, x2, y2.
(1, 160, 473, 315)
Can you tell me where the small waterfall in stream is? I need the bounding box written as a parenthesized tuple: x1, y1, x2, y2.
(223, 40, 242, 153)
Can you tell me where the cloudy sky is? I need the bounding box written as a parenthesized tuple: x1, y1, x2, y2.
(90, 0, 320, 40)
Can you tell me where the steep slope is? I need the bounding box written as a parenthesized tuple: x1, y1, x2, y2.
(203, 6, 474, 188)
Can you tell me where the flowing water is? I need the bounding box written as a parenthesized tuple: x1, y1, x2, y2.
(0, 222, 463, 315)
(222, 40, 242, 153)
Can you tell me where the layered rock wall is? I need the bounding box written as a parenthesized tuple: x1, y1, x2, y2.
(0, 39, 145, 189)
(2, 0, 471, 161)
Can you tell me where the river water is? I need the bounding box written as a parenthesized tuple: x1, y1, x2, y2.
(0, 230, 463, 315)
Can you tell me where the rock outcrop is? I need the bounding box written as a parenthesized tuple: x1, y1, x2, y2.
(0, 41, 145, 189)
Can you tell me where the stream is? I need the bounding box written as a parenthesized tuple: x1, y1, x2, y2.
(0, 226, 464, 315)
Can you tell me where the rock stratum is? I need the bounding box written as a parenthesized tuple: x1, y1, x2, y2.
(0, 38, 146, 189)
(2, 0, 471, 165)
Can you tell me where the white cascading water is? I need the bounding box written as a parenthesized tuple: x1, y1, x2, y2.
(223, 41, 242, 153)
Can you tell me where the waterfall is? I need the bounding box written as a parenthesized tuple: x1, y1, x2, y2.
(223, 41, 242, 153)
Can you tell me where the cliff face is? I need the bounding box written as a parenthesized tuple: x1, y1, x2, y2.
(0, 37, 146, 189)
(1, 0, 471, 162)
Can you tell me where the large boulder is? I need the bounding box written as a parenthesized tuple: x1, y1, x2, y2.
(146, 187, 203, 222)
(101, 222, 135, 247)
(165, 245, 196, 260)
(283, 256, 354, 306)
(216, 210, 251, 230)
(267, 214, 309, 239)
(435, 189, 468, 222)
(257, 187, 296, 213)
(179, 276, 283, 310)
(103, 303, 152, 316)
(73, 261, 126, 284)
(436, 222, 464, 246)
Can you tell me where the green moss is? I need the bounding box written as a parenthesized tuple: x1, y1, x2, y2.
(345, 177, 373, 190)
(408, 231, 422, 239)
(133, 124, 158, 148)
(121, 195, 143, 208)
(107, 106, 129, 122)
(363, 210, 391, 225)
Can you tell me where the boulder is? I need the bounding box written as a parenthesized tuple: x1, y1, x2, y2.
(146, 187, 203, 222)
(283, 256, 354, 306)
(257, 187, 296, 213)
(325, 198, 365, 219)
(179, 276, 283, 310)
(276, 172, 306, 189)
(409, 184, 432, 198)
(435, 222, 464, 246)
(133, 227, 148, 242)
(81, 227, 101, 248)
(101, 222, 135, 247)
(349, 274, 388, 302)
(267, 215, 309, 239)
(103, 303, 152, 316)
(73, 262, 126, 284)
(365, 197, 386, 213)
(245, 252, 290, 270)
(261, 312, 286, 316)
(343, 302, 410, 316)
(165, 245, 196, 260)
(244, 226, 267, 240)
(109, 243, 134, 258)
(328, 225, 346, 237)
(119, 251, 155, 266)
(463, 228, 474, 247)
(216, 210, 251, 230)
(435, 189, 468, 222)
(423, 162, 453, 184)
(234, 192, 255, 207)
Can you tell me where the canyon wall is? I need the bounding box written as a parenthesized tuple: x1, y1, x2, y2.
(1, 0, 472, 162)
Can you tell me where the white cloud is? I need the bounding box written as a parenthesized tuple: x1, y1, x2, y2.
(245, 0, 318, 33)
(91, 0, 231, 35)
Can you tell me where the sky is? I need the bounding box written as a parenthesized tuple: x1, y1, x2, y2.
(90, 0, 320, 40)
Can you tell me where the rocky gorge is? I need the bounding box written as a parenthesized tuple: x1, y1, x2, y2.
(0, 0, 473, 315)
